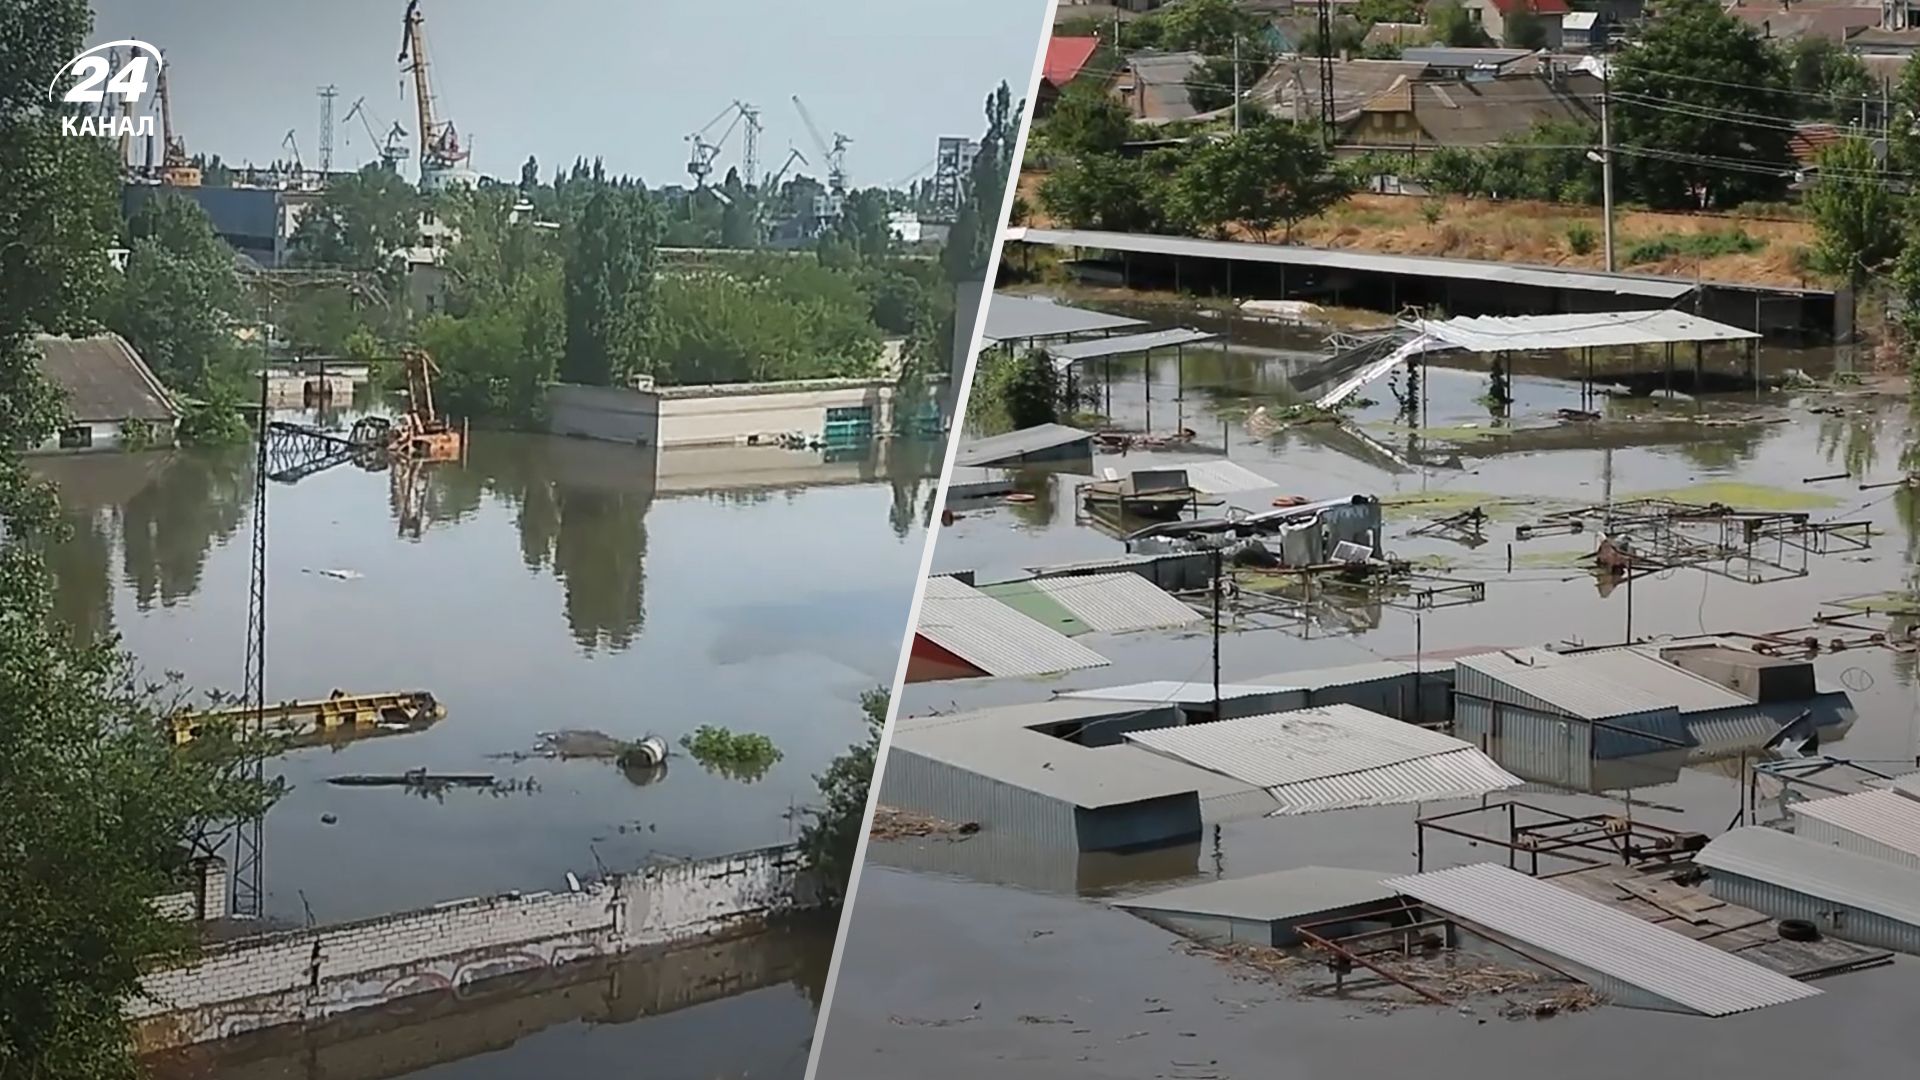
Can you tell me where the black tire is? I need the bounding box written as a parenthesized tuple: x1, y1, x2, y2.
(1778, 918, 1821, 942)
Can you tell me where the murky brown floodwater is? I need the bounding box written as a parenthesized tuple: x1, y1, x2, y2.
(35, 413, 940, 1078)
(820, 295, 1920, 1077)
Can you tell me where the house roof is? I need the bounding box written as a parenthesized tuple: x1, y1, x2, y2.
(1492, 0, 1570, 13)
(1247, 58, 1431, 120)
(1725, 5, 1881, 43)
(1125, 50, 1206, 122)
(1790, 124, 1847, 165)
(915, 575, 1110, 677)
(1362, 21, 1428, 49)
(1368, 72, 1602, 148)
(1044, 36, 1100, 87)
(1399, 46, 1538, 69)
(34, 333, 177, 424)
(1843, 26, 1920, 49)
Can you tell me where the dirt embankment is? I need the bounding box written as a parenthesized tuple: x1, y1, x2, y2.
(1015, 170, 1825, 290)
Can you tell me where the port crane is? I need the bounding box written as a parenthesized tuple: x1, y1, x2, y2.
(343, 95, 411, 171)
(790, 95, 849, 197)
(685, 101, 762, 189)
(155, 53, 201, 186)
(398, 0, 469, 185)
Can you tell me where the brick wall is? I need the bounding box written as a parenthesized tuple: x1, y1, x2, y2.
(132, 843, 816, 1051)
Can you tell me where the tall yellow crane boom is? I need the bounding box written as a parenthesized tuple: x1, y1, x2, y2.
(399, 0, 436, 165)
(155, 51, 201, 186)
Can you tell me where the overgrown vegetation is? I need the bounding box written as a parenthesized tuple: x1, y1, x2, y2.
(1625, 228, 1764, 266)
(679, 725, 784, 782)
(798, 688, 888, 903)
(966, 347, 1063, 434)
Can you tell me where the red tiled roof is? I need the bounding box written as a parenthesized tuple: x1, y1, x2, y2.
(1492, 0, 1571, 13)
(1044, 37, 1100, 87)
(1789, 124, 1845, 164)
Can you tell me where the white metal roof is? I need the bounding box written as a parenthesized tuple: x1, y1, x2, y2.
(1124, 704, 1520, 812)
(954, 423, 1093, 468)
(1252, 658, 1421, 691)
(1789, 789, 1920, 862)
(1385, 863, 1822, 1017)
(1023, 572, 1204, 634)
(895, 721, 1217, 810)
(1417, 311, 1760, 354)
(1063, 680, 1303, 704)
(1896, 772, 1920, 801)
(984, 293, 1146, 342)
(1699, 827, 1920, 928)
(916, 576, 1110, 677)
(1178, 459, 1279, 495)
(1115, 866, 1396, 922)
(1535, 648, 1751, 714)
(1457, 649, 1676, 720)
(1563, 11, 1598, 30)
(1043, 327, 1218, 368)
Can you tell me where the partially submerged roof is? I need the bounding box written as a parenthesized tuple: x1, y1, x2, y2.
(954, 423, 1093, 468)
(35, 333, 176, 424)
(1115, 865, 1395, 922)
(1699, 826, 1920, 928)
(1416, 311, 1759, 354)
(1456, 648, 1676, 721)
(1178, 459, 1277, 495)
(1125, 704, 1521, 815)
(984, 293, 1146, 342)
(1385, 862, 1820, 1016)
(1009, 228, 1698, 300)
(1518, 647, 1751, 714)
(1252, 659, 1421, 691)
(916, 575, 1110, 677)
(979, 572, 1202, 636)
(1896, 772, 1920, 801)
(1063, 680, 1305, 705)
(1789, 789, 1920, 864)
(1042, 327, 1217, 368)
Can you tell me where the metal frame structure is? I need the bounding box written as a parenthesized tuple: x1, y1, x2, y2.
(1414, 800, 1707, 876)
(1515, 498, 1874, 585)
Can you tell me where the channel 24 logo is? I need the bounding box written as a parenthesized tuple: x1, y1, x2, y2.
(47, 40, 163, 138)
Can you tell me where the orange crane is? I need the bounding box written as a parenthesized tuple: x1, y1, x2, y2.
(156, 54, 201, 187)
(398, 0, 468, 183)
(392, 347, 463, 462)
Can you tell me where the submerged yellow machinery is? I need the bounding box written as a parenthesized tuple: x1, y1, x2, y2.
(170, 689, 445, 747)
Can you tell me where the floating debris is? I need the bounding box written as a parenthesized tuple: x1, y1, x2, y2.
(870, 806, 978, 841)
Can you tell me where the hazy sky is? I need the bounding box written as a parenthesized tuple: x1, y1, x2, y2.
(87, 0, 1050, 189)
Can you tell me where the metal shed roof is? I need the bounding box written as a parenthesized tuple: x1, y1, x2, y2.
(1020, 572, 1203, 634)
(1456, 649, 1676, 720)
(916, 576, 1110, 677)
(1417, 311, 1760, 354)
(1387, 863, 1820, 1016)
(1789, 789, 1920, 864)
(1400, 46, 1537, 68)
(1063, 680, 1303, 704)
(1699, 827, 1920, 928)
(1115, 866, 1396, 921)
(984, 293, 1146, 342)
(1533, 647, 1751, 713)
(1125, 705, 1520, 813)
(1178, 459, 1279, 495)
(1010, 227, 1698, 300)
(1253, 659, 1421, 691)
(1043, 327, 1217, 368)
(953, 423, 1094, 468)
(1896, 772, 1920, 801)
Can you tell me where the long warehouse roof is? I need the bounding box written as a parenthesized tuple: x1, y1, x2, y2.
(1416, 310, 1760, 353)
(1791, 789, 1920, 863)
(1385, 862, 1821, 1017)
(916, 575, 1110, 678)
(984, 292, 1146, 342)
(1009, 227, 1701, 300)
(1700, 826, 1920, 928)
(1042, 327, 1218, 367)
(953, 423, 1092, 468)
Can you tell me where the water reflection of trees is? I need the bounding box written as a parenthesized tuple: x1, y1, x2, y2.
(1817, 412, 1883, 480)
(117, 447, 252, 612)
(47, 509, 116, 646)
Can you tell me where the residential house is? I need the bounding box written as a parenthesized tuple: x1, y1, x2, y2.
(1038, 36, 1103, 115)
(1246, 57, 1433, 123)
(1363, 21, 1431, 51)
(1337, 70, 1602, 153)
(1560, 11, 1603, 50)
(1847, 25, 1920, 51)
(1726, 2, 1884, 44)
(1465, 0, 1569, 47)
(1399, 46, 1543, 78)
(1116, 50, 1207, 121)
(31, 334, 178, 453)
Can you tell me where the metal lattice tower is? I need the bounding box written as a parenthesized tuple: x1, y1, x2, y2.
(930, 136, 972, 224)
(1316, 0, 1335, 140)
(317, 85, 337, 176)
(231, 361, 270, 919)
(737, 102, 761, 189)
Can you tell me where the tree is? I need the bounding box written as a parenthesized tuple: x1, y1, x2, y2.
(967, 348, 1062, 432)
(1428, 0, 1489, 48)
(1805, 137, 1899, 294)
(798, 689, 888, 902)
(3, 4, 280, 1077)
(1169, 119, 1355, 240)
(561, 183, 659, 386)
(1889, 54, 1920, 173)
(1788, 37, 1874, 123)
(1047, 80, 1133, 156)
(943, 82, 1019, 283)
(1155, 0, 1275, 113)
(288, 163, 419, 272)
(1503, 2, 1549, 49)
(1038, 152, 1178, 232)
(1613, 0, 1795, 209)
(104, 193, 248, 391)
(1354, 0, 1419, 24)
(519, 154, 539, 192)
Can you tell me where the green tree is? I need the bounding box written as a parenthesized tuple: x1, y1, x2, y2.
(1038, 151, 1178, 232)
(1169, 119, 1355, 240)
(1428, 0, 1490, 47)
(104, 193, 247, 390)
(798, 689, 888, 902)
(1613, 0, 1795, 209)
(944, 82, 1020, 282)
(519, 154, 539, 192)
(1891, 55, 1920, 174)
(1503, 2, 1549, 49)
(1047, 80, 1133, 156)
(1354, 0, 1419, 24)
(1806, 137, 1899, 294)
(967, 348, 1061, 432)
(288, 163, 418, 272)
(561, 184, 659, 386)
(3, 4, 280, 1076)
(1788, 37, 1874, 123)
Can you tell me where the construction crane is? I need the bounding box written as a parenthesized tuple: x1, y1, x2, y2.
(343, 95, 411, 170)
(685, 101, 760, 189)
(156, 53, 201, 187)
(281, 129, 304, 183)
(398, 0, 469, 187)
(767, 146, 808, 192)
(791, 95, 850, 196)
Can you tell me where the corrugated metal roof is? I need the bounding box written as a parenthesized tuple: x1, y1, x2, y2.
(1545, 648, 1751, 713)
(1790, 789, 1920, 862)
(1125, 704, 1519, 809)
(1253, 659, 1420, 691)
(1699, 827, 1920, 927)
(1419, 311, 1759, 354)
(1177, 459, 1278, 495)
(954, 423, 1093, 468)
(1010, 227, 1700, 300)
(1269, 749, 1521, 814)
(1115, 866, 1395, 921)
(916, 576, 1110, 677)
(1384, 863, 1822, 1017)
(1043, 327, 1218, 367)
(984, 293, 1146, 342)
(1457, 649, 1674, 720)
(1063, 681, 1299, 704)
(1029, 551, 1200, 576)
(1896, 772, 1920, 801)
(1024, 572, 1203, 634)
(895, 723, 1209, 810)
(1400, 46, 1536, 67)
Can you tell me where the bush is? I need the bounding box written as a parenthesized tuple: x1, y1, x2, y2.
(1625, 228, 1763, 265)
(1566, 222, 1597, 256)
(679, 725, 782, 782)
(1420, 199, 1445, 225)
(799, 689, 888, 903)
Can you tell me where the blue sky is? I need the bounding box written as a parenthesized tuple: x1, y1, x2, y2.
(88, 0, 1049, 189)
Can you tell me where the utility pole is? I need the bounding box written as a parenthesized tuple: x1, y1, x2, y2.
(1210, 547, 1223, 717)
(1233, 35, 1241, 134)
(1600, 74, 1616, 273)
(317, 85, 337, 177)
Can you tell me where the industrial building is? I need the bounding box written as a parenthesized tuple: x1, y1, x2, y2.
(1698, 827, 1920, 956)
